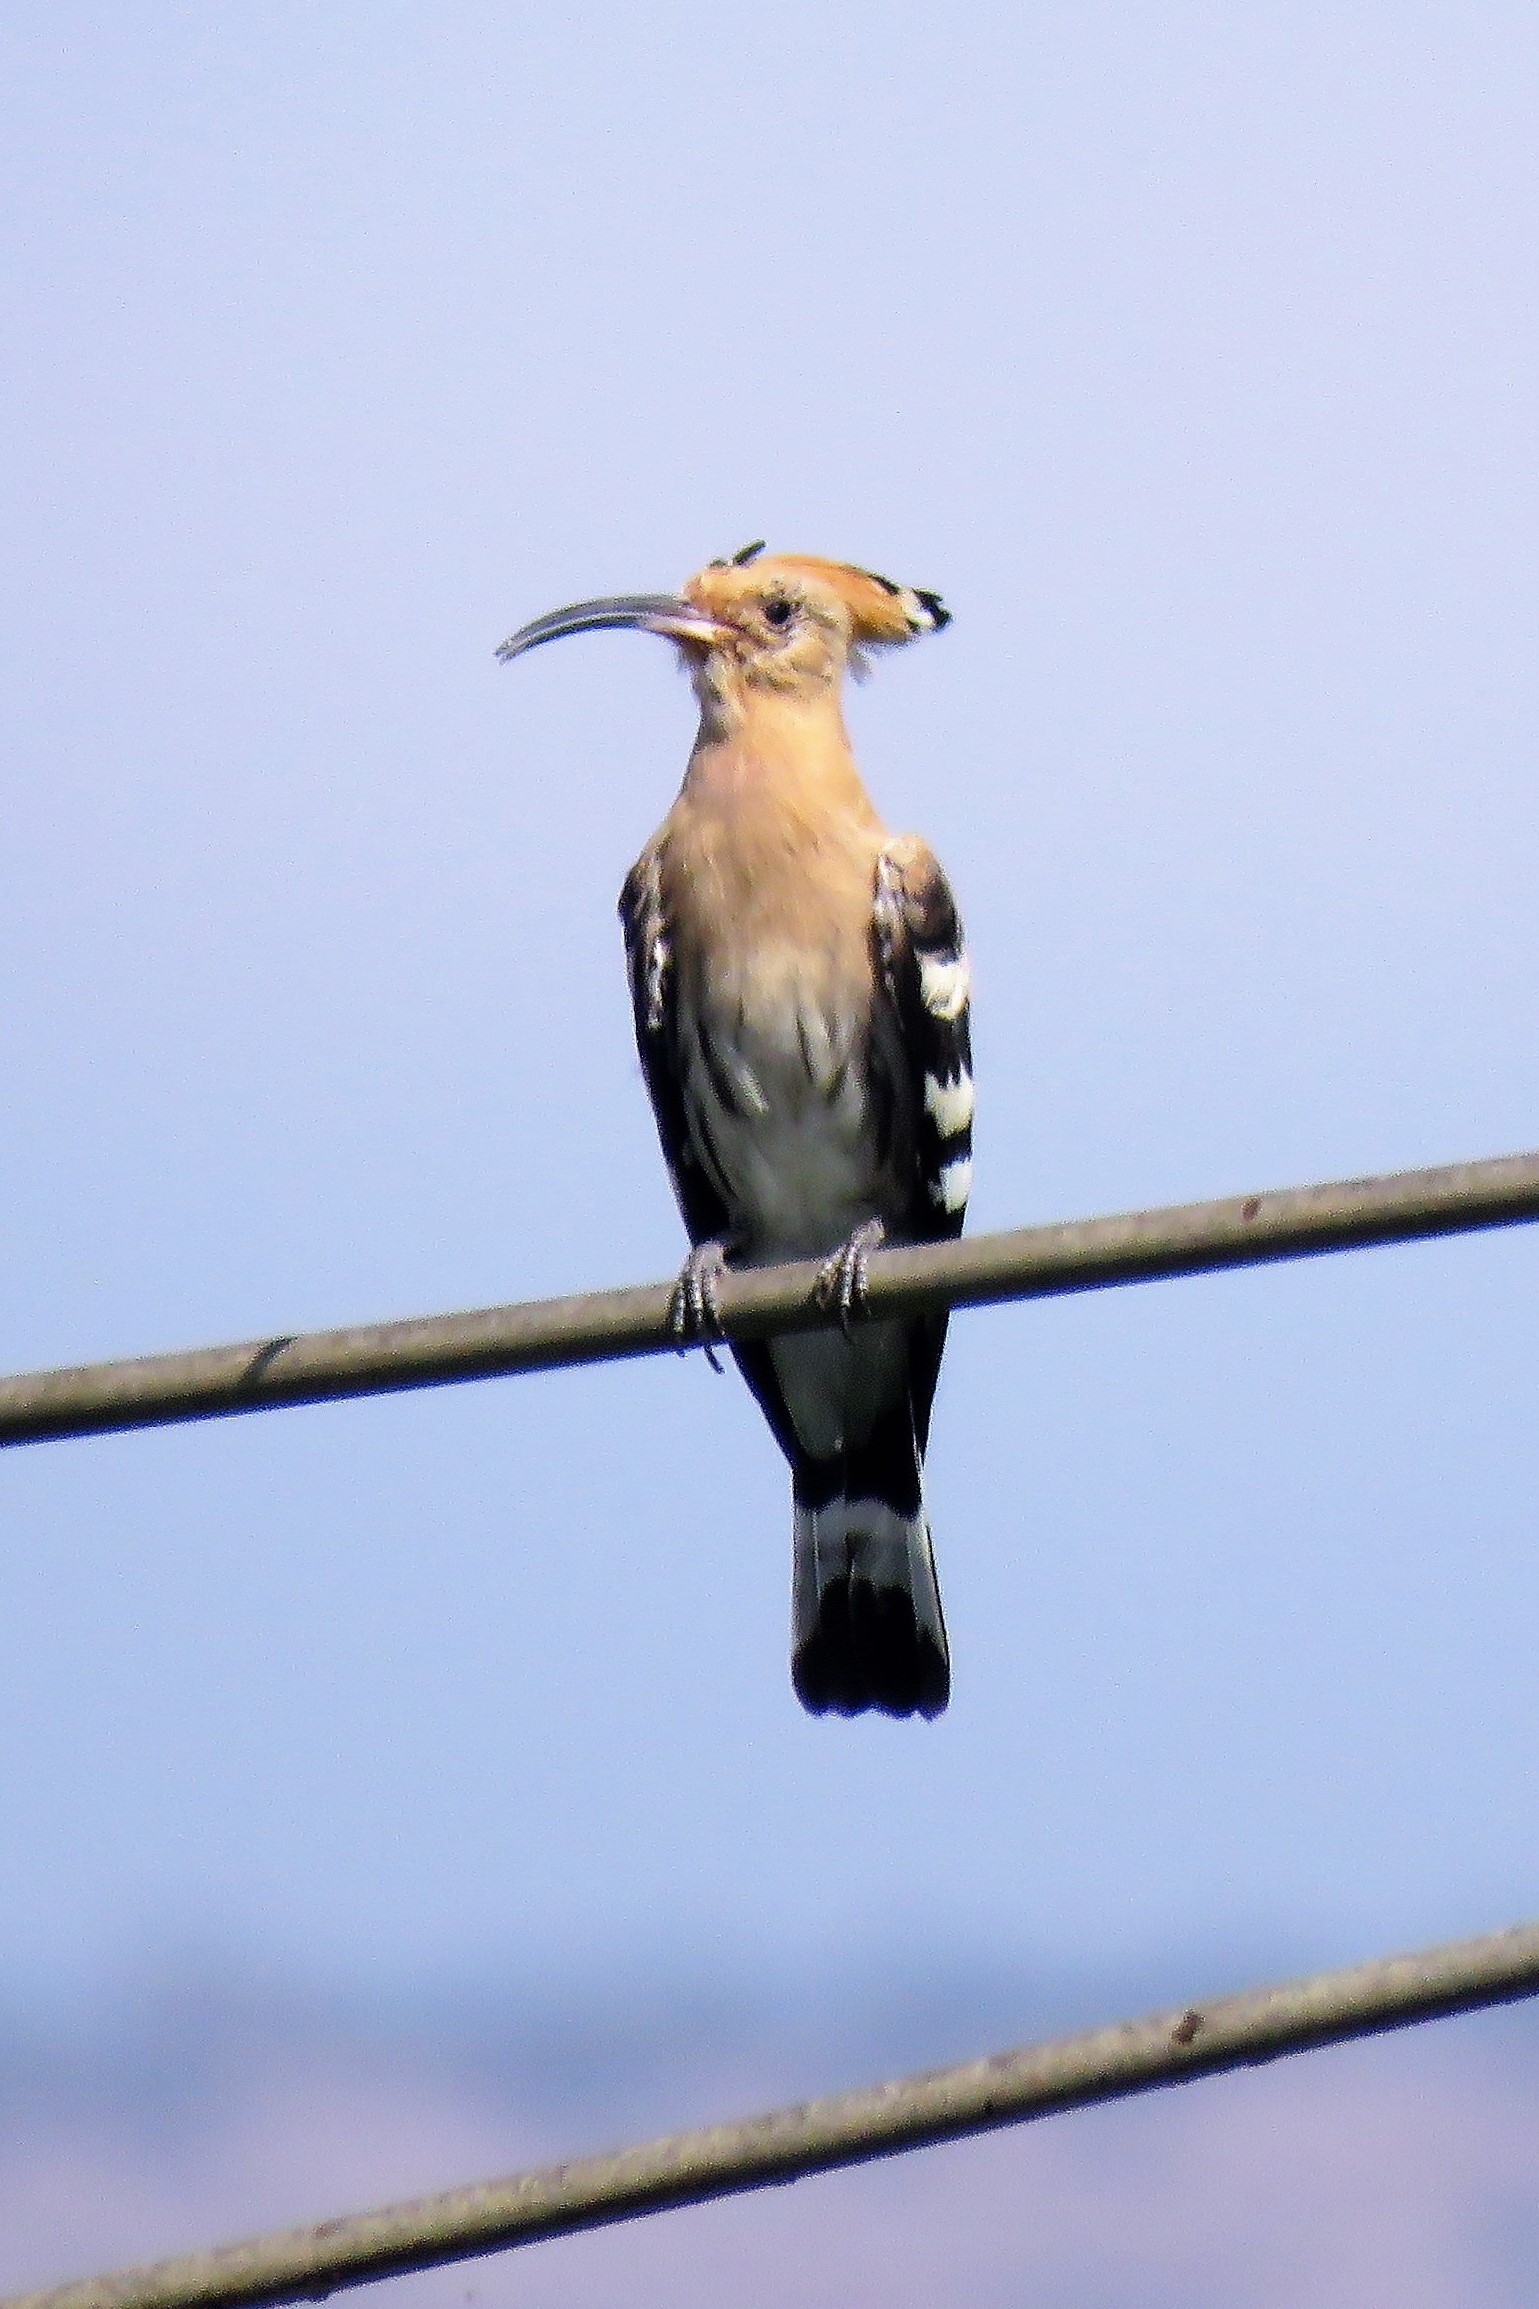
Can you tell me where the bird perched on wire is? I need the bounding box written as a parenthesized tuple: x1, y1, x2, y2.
(496, 544, 971, 1719)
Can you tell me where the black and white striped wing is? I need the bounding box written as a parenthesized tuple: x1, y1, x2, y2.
(619, 848, 805, 1465)
(873, 835, 974, 1452)
(875, 836, 974, 1243)
(618, 848, 729, 1252)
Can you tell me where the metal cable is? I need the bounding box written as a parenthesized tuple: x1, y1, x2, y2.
(9, 1919, 1539, 2309)
(2, 1146, 1538, 1447)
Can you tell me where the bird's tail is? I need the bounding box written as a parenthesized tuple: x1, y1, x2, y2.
(791, 1456, 950, 1720)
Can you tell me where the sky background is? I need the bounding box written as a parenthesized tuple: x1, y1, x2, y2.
(3, 1, 1539, 2297)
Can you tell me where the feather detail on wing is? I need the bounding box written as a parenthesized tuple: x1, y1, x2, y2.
(873, 835, 974, 1243)
(872, 834, 974, 1455)
(619, 846, 803, 1463)
(619, 846, 728, 1251)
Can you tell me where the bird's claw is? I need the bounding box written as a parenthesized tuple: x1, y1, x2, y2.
(813, 1218, 886, 1336)
(669, 1241, 730, 1373)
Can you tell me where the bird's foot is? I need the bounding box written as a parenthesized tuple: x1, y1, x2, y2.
(813, 1218, 886, 1336)
(669, 1240, 731, 1373)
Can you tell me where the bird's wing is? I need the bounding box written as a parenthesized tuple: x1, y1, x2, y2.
(874, 835, 973, 1242)
(618, 846, 730, 1250)
(619, 845, 805, 1463)
(873, 834, 974, 1452)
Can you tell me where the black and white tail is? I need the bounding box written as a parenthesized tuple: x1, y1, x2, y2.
(789, 1420, 950, 1719)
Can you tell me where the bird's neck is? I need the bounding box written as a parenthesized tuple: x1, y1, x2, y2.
(682, 683, 876, 826)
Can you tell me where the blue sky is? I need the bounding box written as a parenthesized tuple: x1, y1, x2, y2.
(3, 0, 1539, 2056)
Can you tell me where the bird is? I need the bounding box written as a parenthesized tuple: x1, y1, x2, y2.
(496, 544, 972, 1719)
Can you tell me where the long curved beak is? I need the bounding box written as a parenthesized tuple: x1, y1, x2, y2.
(495, 593, 727, 663)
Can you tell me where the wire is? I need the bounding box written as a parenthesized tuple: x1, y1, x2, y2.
(2, 1145, 1538, 1447)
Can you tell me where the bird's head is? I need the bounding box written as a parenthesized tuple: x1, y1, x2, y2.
(496, 543, 949, 719)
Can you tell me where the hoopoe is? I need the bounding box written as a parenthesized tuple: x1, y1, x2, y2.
(497, 545, 972, 1719)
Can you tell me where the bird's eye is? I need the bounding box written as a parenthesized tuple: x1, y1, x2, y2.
(764, 596, 795, 629)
